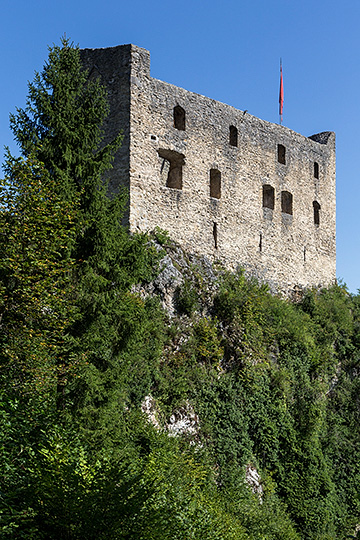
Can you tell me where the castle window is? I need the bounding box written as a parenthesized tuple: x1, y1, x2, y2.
(174, 105, 185, 131)
(213, 222, 218, 249)
(210, 169, 221, 199)
(158, 149, 185, 190)
(262, 185, 275, 210)
(229, 125, 238, 147)
(313, 201, 320, 225)
(314, 162, 319, 179)
(278, 144, 286, 164)
(281, 191, 293, 215)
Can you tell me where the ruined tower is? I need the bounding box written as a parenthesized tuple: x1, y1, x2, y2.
(81, 44, 336, 293)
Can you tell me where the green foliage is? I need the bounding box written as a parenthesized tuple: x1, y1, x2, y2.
(0, 155, 79, 400)
(160, 273, 360, 539)
(176, 278, 199, 315)
(0, 416, 251, 540)
(0, 37, 165, 538)
(2, 36, 360, 540)
(9, 37, 122, 202)
(191, 317, 224, 367)
(213, 270, 272, 365)
(0, 154, 82, 538)
(152, 226, 172, 246)
(299, 285, 355, 365)
(7, 36, 164, 418)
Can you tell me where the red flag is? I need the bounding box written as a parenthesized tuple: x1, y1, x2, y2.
(279, 60, 284, 123)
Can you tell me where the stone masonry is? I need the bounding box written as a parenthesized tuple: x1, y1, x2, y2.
(81, 44, 336, 293)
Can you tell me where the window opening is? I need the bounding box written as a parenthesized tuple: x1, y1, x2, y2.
(213, 222, 218, 249)
(262, 185, 275, 209)
(281, 191, 293, 215)
(174, 105, 185, 130)
(278, 144, 286, 164)
(229, 125, 238, 147)
(314, 162, 319, 179)
(313, 201, 320, 225)
(158, 149, 185, 190)
(304, 247, 306, 262)
(259, 233, 262, 252)
(210, 169, 221, 199)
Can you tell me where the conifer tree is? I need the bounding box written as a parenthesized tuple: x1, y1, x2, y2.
(0, 38, 163, 535)
(8, 37, 163, 417)
(10, 37, 122, 203)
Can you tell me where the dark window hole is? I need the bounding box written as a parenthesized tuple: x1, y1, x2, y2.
(314, 162, 319, 179)
(278, 144, 286, 164)
(229, 125, 238, 147)
(174, 105, 185, 130)
(158, 149, 185, 190)
(263, 185, 275, 209)
(281, 191, 293, 215)
(210, 169, 221, 199)
(213, 222, 218, 249)
(313, 201, 320, 225)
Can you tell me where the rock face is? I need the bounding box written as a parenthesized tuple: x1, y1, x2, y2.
(141, 395, 200, 440)
(245, 464, 264, 502)
(152, 254, 183, 315)
(166, 402, 199, 439)
(81, 44, 336, 294)
(141, 395, 160, 430)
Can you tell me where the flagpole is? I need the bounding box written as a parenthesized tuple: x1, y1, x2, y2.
(279, 58, 281, 125)
(279, 58, 284, 125)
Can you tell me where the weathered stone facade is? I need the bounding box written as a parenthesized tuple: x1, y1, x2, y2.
(81, 44, 336, 293)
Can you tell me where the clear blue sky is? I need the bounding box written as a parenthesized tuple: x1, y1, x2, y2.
(1, 0, 359, 292)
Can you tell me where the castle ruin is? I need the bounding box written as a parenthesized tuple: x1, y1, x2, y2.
(81, 44, 336, 293)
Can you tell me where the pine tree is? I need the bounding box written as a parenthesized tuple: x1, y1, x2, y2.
(8, 37, 163, 416)
(1, 38, 169, 537)
(10, 37, 122, 202)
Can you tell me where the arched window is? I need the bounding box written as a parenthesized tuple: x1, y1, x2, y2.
(281, 191, 293, 215)
(278, 144, 286, 164)
(262, 185, 275, 210)
(210, 169, 221, 199)
(229, 125, 238, 147)
(313, 201, 320, 225)
(314, 162, 319, 179)
(173, 105, 185, 130)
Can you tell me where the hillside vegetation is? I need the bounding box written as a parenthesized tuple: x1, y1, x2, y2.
(0, 39, 359, 540)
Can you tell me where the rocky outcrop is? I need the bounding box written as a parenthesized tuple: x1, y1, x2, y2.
(245, 464, 264, 502)
(141, 395, 200, 441)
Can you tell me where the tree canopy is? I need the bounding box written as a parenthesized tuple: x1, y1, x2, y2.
(0, 38, 359, 540)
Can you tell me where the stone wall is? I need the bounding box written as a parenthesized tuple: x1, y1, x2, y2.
(81, 44, 336, 293)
